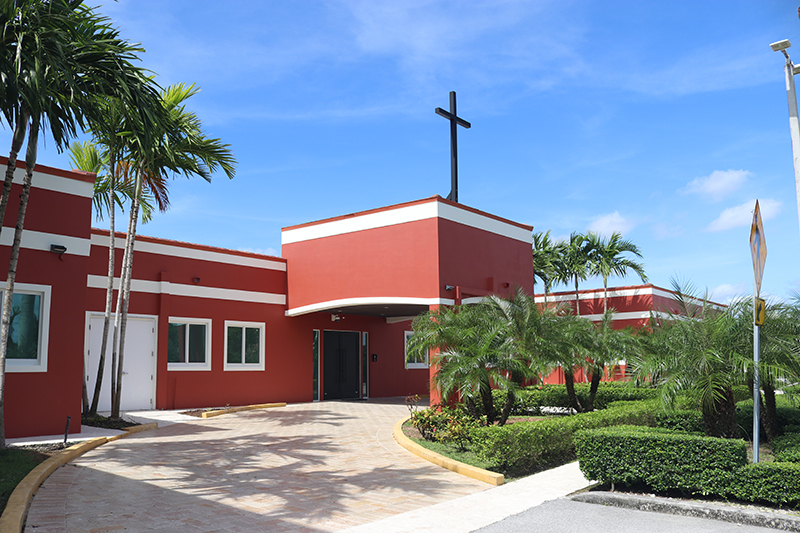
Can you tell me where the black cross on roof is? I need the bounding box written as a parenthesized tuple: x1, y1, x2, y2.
(435, 91, 470, 203)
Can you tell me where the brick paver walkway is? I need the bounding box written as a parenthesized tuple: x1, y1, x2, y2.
(24, 401, 488, 532)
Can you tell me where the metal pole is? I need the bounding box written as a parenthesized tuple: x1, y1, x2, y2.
(783, 58, 800, 237)
(753, 292, 760, 463)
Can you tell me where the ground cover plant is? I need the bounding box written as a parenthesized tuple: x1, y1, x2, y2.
(0, 446, 57, 514)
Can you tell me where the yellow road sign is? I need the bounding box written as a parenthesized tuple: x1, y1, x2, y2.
(755, 297, 766, 326)
(750, 200, 767, 296)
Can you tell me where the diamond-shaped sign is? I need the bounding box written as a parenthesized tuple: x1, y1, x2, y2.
(750, 200, 767, 296)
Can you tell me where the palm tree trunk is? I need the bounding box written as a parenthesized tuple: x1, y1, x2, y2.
(564, 368, 583, 413)
(0, 113, 29, 240)
(89, 155, 118, 416)
(603, 276, 608, 314)
(762, 382, 778, 442)
(110, 180, 136, 416)
(112, 167, 142, 418)
(0, 119, 39, 449)
(574, 276, 580, 316)
(587, 364, 603, 411)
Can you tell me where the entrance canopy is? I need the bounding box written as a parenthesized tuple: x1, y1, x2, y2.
(281, 196, 534, 318)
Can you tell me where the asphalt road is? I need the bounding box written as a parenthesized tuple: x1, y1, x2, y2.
(473, 499, 779, 533)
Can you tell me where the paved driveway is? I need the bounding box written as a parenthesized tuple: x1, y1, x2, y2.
(24, 400, 488, 532)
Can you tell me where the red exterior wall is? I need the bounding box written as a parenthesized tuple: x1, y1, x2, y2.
(283, 218, 441, 310)
(2, 157, 93, 438)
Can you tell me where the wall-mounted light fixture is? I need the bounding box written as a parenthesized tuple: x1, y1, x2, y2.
(50, 244, 67, 260)
(445, 285, 455, 291)
(331, 314, 340, 322)
(193, 277, 201, 284)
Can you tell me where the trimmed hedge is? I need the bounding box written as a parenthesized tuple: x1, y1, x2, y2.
(491, 383, 658, 416)
(471, 400, 659, 473)
(574, 425, 747, 494)
(575, 425, 800, 507)
(729, 462, 800, 507)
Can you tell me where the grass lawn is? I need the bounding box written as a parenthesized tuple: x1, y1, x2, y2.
(0, 447, 49, 515)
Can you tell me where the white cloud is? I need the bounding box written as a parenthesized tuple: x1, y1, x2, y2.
(681, 169, 751, 202)
(586, 212, 634, 236)
(705, 199, 781, 232)
(709, 283, 748, 304)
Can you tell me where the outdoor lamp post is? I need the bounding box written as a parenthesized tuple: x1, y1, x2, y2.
(771, 39, 800, 237)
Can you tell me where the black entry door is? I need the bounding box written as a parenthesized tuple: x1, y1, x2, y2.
(323, 331, 360, 400)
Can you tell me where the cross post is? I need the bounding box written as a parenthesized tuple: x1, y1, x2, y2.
(435, 91, 470, 203)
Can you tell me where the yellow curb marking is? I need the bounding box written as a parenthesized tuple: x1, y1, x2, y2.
(393, 416, 504, 486)
(200, 402, 286, 418)
(0, 423, 158, 533)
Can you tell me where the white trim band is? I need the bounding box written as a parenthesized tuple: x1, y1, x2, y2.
(1, 227, 90, 256)
(11, 166, 94, 198)
(281, 200, 531, 245)
(285, 296, 456, 317)
(86, 275, 286, 305)
(90, 233, 286, 271)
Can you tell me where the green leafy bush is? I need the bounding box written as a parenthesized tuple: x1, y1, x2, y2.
(728, 462, 800, 507)
(409, 406, 478, 449)
(574, 425, 746, 494)
(654, 409, 704, 433)
(470, 400, 659, 473)
(490, 383, 658, 416)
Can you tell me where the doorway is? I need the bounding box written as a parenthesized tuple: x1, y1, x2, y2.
(85, 314, 156, 412)
(323, 330, 360, 400)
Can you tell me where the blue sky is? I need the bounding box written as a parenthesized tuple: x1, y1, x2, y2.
(15, 1, 800, 302)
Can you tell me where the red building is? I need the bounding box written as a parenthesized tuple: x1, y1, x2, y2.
(2, 159, 534, 438)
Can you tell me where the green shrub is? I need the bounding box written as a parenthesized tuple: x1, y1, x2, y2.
(409, 406, 478, 449)
(491, 383, 659, 416)
(574, 425, 747, 494)
(728, 462, 800, 507)
(654, 409, 704, 433)
(470, 399, 658, 473)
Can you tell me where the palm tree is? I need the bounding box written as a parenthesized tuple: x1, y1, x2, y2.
(629, 280, 750, 438)
(584, 310, 642, 411)
(68, 141, 157, 417)
(407, 302, 535, 425)
(586, 231, 648, 313)
(109, 83, 236, 418)
(553, 232, 594, 316)
(532, 231, 564, 308)
(0, 0, 159, 447)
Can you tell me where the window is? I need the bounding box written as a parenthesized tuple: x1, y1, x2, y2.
(224, 321, 265, 371)
(168, 317, 211, 370)
(5, 284, 50, 373)
(404, 330, 428, 369)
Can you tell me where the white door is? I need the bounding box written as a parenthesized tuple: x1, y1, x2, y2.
(86, 314, 156, 412)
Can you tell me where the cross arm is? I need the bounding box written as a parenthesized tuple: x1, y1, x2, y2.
(435, 107, 471, 129)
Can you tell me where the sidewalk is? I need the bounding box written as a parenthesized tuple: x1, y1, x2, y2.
(6, 409, 195, 447)
(340, 461, 591, 533)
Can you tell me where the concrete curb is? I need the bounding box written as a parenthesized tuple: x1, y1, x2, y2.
(572, 491, 800, 532)
(392, 416, 504, 486)
(200, 402, 287, 418)
(0, 422, 159, 533)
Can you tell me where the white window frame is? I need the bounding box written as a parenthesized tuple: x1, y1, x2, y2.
(167, 317, 212, 371)
(223, 321, 265, 371)
(404, 330, 428, 369)
(4, 283, 50, 373)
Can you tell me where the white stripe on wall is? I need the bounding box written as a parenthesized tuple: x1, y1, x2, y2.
(281, 200, 531, 245)
(285, 296, 456, 317)
(86, 275, 286, 304)
(11, 166, 94, 198)
(90, 233, 286, 271)
(1, 227, 91, 256)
